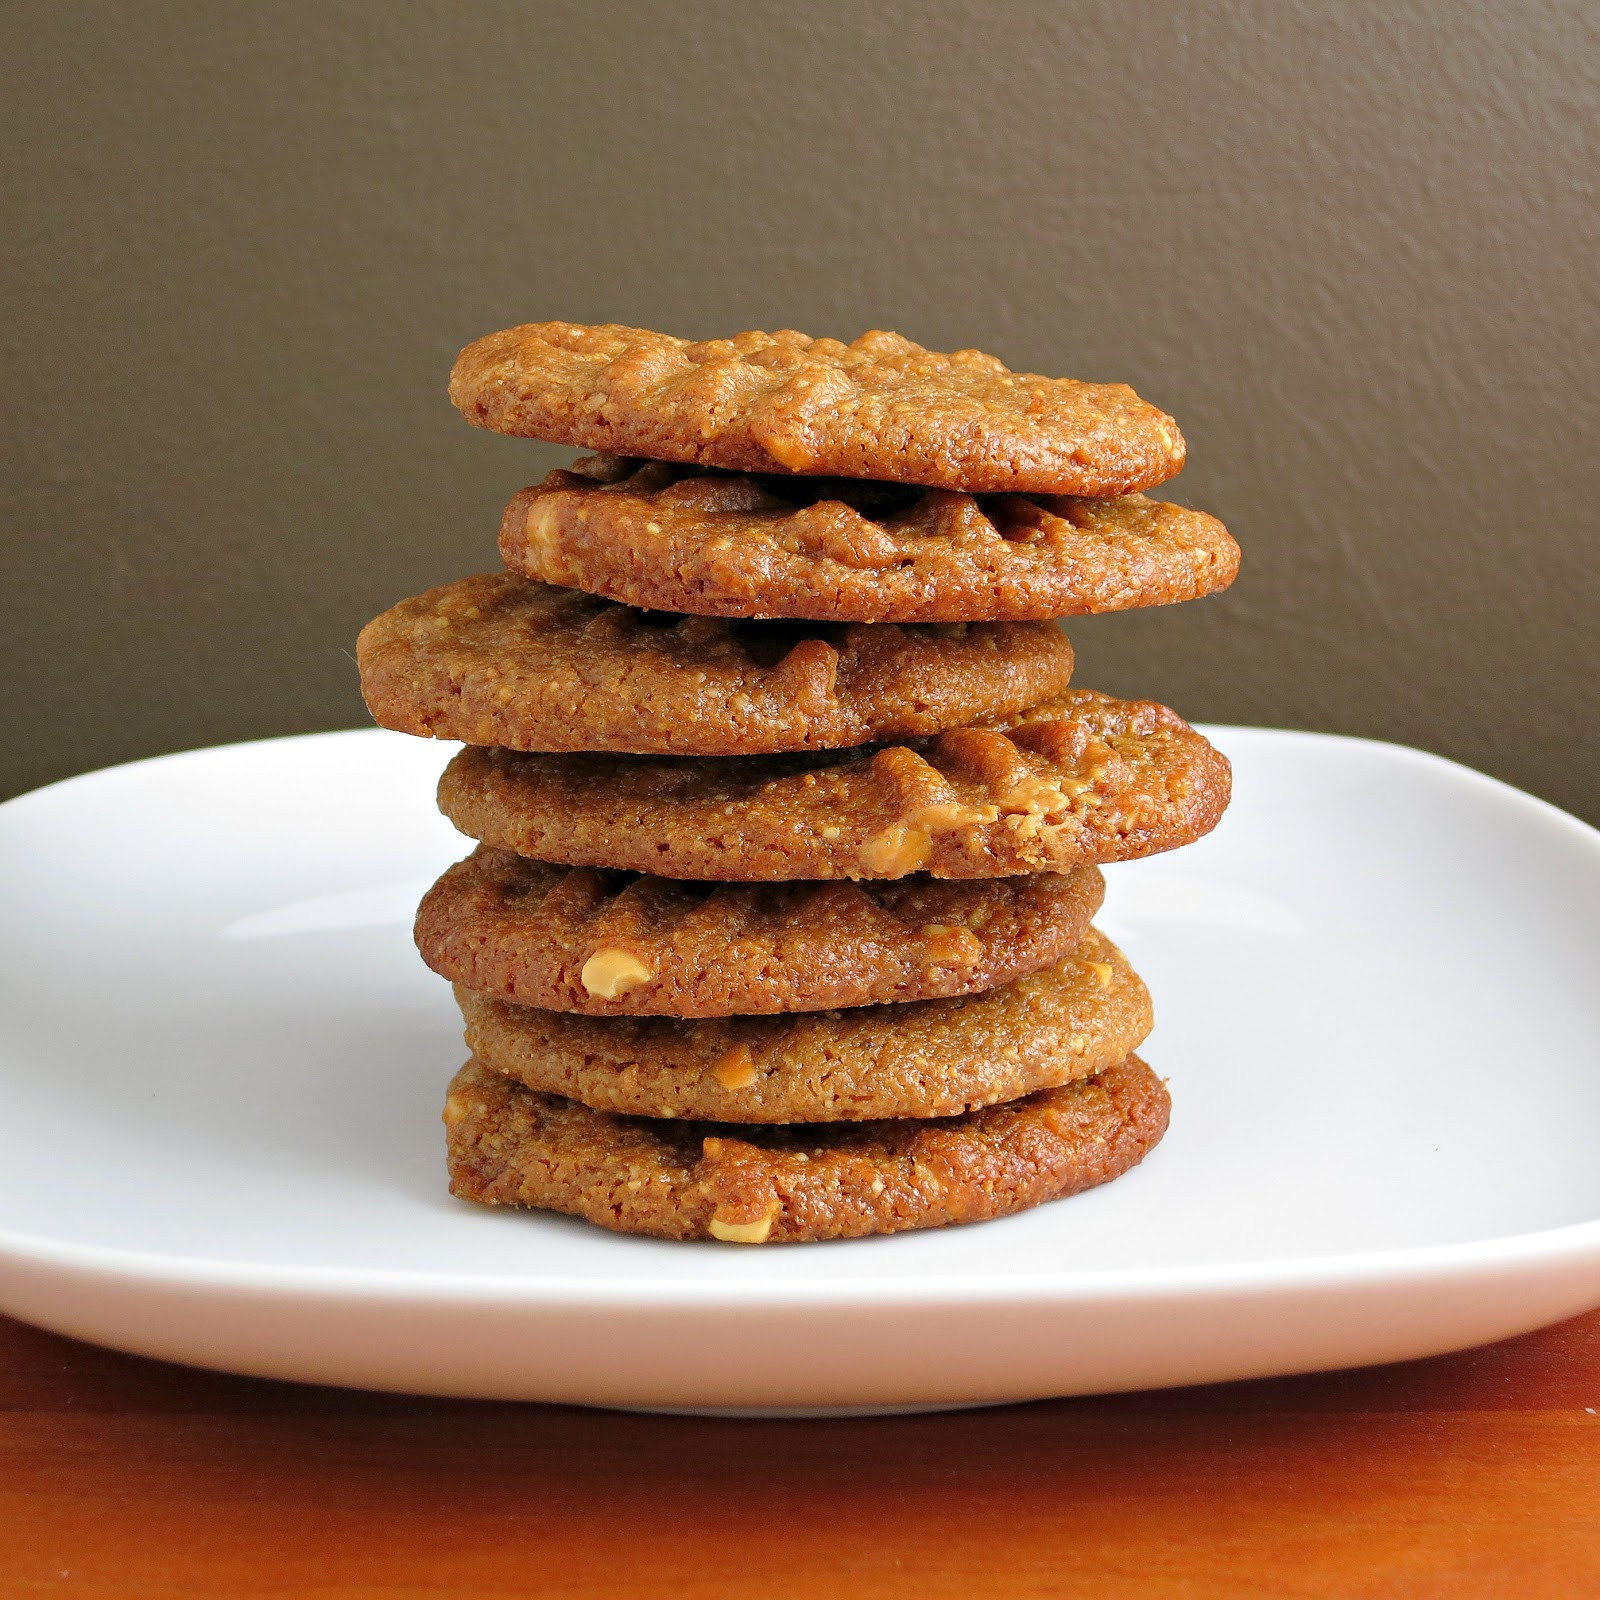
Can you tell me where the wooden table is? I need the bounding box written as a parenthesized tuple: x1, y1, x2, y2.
(3, 1309, 1598, 1597)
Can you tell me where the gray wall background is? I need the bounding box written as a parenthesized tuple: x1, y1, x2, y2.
(4, 1, 1597, 817)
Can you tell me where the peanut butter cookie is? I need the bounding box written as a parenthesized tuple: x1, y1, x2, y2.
(445, 1053, 1168, 1243)
(417, 847, 1103, 1015)
(501, 457, 1238, 623)
(460, 928, 1150, 1121)
(437, 689, 1229, 881)
(449, 323, 1185, 495)
(357, 571, 1075, 754)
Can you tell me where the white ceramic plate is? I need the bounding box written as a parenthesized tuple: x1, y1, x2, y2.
(1, 726, 1598, 1415)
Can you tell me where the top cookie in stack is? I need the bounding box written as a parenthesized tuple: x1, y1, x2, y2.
(357, 322, 1238, 1245)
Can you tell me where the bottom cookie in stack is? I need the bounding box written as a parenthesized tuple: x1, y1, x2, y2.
(446, 1056, 1166, 1245)
(439, 920, 1166, 1243)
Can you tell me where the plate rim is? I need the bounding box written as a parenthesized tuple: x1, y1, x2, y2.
(3, 1216, 1600, 1307)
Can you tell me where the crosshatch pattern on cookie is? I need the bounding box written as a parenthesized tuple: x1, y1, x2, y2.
(437, 689, 1230, 882)
(450, 323, 1186, 495)
(500, 456, 1238, 623)
(417, 847, 1105, 1015)
(357, 571, 1077, 753)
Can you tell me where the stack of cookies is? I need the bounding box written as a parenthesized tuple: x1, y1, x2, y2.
(357, 323, 1238, 1245)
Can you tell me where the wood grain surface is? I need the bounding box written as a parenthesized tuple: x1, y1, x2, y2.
(3, 1309, 1598, 1597)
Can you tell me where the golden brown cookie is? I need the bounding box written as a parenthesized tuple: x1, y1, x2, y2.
(356, 571, 1075, 754)
(444, 1053, 1169, 1243)
(501, 458, 1238, 623)
(417, 846, 1104, 1016)
(438, 689, 1229, 881)
(459, 928, 1151, 1121)
(449, 323, 1185, 496)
